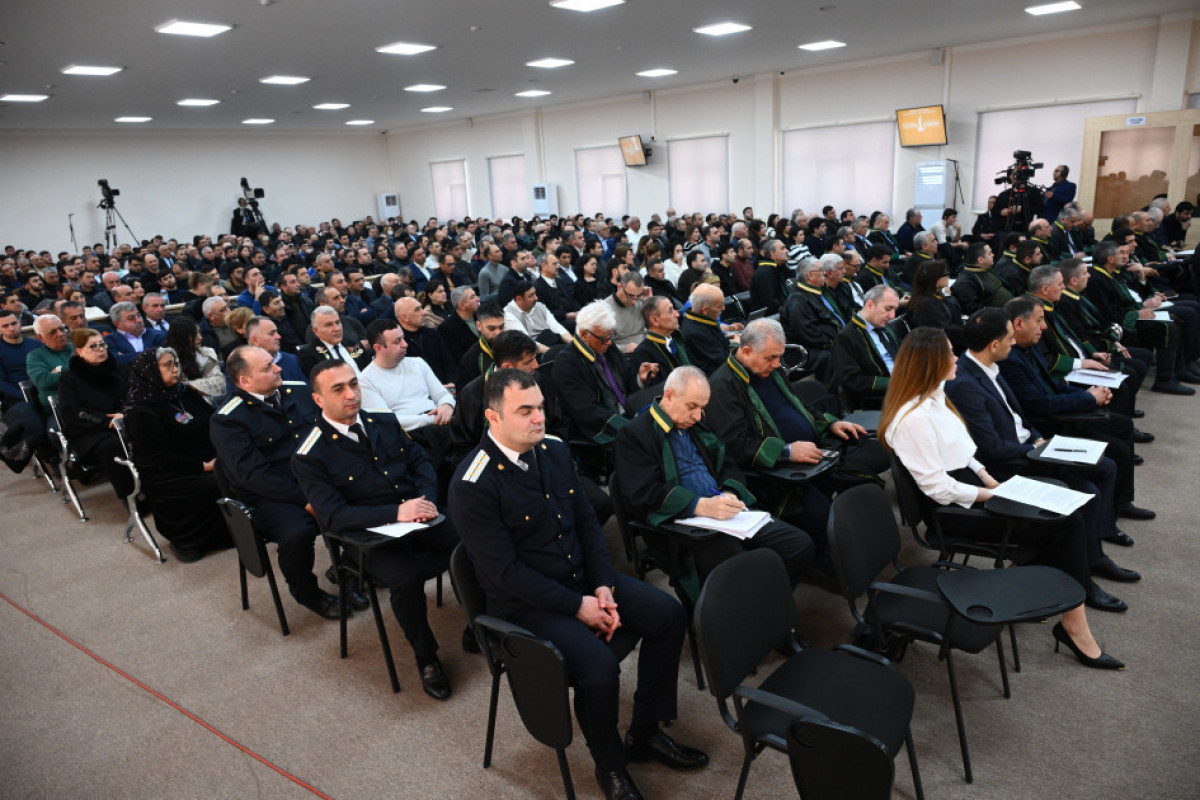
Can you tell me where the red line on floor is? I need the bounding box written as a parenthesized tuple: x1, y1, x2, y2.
(0, 590, 334, 800)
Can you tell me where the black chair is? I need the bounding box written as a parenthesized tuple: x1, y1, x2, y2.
(46, 394, 91, 523)
(17, 380, 58, 493)
(608, 469, 711, 690)
(827, 484, 1007, 783)
(786, 716, 898, 800)
(694, 549, 923, 800)
(216, 497, 290, 636)
(111, 416, 166, 564)
(449, 544, 637, 795)
(887, 315, 911, 344)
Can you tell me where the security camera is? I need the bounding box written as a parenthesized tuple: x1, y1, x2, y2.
(732, 76, 739, 84)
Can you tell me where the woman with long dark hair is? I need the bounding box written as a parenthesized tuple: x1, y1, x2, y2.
(123, 349, 231, 562)
(879, 327, 1122, 669)
(908, 259, 967, 353)
(165, 316, 225, 397)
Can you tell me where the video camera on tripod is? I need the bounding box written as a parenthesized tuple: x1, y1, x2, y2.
(95, 178, 138, 248)
(97, 178, 120, 210)
(994, 150, 1045, 192)
(239, 177, 268, 234)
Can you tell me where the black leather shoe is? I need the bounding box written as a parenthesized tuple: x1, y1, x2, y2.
(1117, 502, 1155, 520)
(169, 542, 206, 563)
(1131, 409, 1145, 419)
(301, 589, 346, 620)
(1091, 556, 1141, 583)
(1131, 454, 1145, 466)
(1177, 370, 1200, 384)
(420, 660, 451, 700)
(1131, 429, 1155, 444)
(1103, 529, 1135, 547)
(1151, 380, 1196, 395)
(462, 624, 481, 654)
(595, 766, 644, 800)
(325, 565, 369, 610)
(626, 729, 710, 771)
(1086, 583, 1128, 613)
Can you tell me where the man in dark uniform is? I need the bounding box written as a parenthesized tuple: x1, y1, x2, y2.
(832, 285, 900, 411)
(628, 295, 690, 390)
(448, 331, 613, 524)
(679, 284, 732, 376)
(292, 360, 462, 700)
(449, 369, 709, 800)
(993, 239, 1042, 297)
(748, 238, 792, 316)
(706, 319, 886, 558)
(555, 301, 658, 446)
(614, 367, 814, 586)
(951, 242, 1013, 315)
(297, 306, 372, 377)
(780, 256, 843, 387)
(455, 302, 506, 388)
(856, 245, 907, 297)
(210, 345, 355, 619)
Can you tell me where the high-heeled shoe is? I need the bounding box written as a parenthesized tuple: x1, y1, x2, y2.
(1052, 622, 1125, 670)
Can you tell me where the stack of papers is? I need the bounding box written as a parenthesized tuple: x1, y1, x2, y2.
(677, 510, 771, 540)
(1065, 369, 1127, 388)
(1041, 435, 1105, 465)
(368, 521, 430, 538)
(990, 476, 1093, 516)
(1152, 310, 1171, 322)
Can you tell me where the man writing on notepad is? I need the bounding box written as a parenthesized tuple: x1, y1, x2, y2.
(614, 366, 814, 586)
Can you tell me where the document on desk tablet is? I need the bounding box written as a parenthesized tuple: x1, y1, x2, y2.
(990, 476, 1093, 516)
(676, 510, 772, 540)
(1064, 369, 1127, 388)
(368, 521, 429, 538)
(1042, 435, 1105, 465)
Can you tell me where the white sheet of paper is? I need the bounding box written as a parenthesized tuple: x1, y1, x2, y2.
(991, 475, 1093, 516)
(1158, 300, 1174, 309)
(1176, 249, 1194, 256)
(1064, 369, 1127, 388)
(676, 509, 771, 541)
(1153, 311, 1171, 322)
(1042, 435, 1106, 465)
(368, 521, 429, 538)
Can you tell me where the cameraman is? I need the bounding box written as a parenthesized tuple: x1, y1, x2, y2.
(1043, 165, 1077, 222)
(992, 157, 1045, 232)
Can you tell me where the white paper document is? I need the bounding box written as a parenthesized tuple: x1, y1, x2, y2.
(1041, 435, 1106, 465)
(677, 510, 771, 540)
(1064, 369, 1128, 388)
(1177, 249, 1195, 256)
(990, 476, 1093, 516)
(1152, 311, 1171, 322)
(1158, 301, 1174, 309)
(368, 521, 430, 538)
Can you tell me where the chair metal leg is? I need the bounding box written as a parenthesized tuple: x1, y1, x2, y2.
(61, 475, 88, 522)
(265, 562, 290, 636)
(483, 669, 501, 768)
(555, 748, 576, 800)
(733, 750, 754, 800)
(239, 560, 250, 610)
(436, 572, 443, 607)
(944, 652, 973, 783)
(687, 622, 706, 691)
(905, 730, 925, 800)
(32, 455, 58, 492)
(996, 636, 1011, 699)
(1008, 622, 1022, 673)
(366, 581, 401, 693)
(124, 505, 165, 564)
(338, 580, 349, 659)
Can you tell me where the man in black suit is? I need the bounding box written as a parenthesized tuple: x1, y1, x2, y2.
(679, 284, 732, 376)
(438, 286, 480, 364)
(297, 306, 372, 378)
(534, 253, 580, 330)
(292, 360, 462, 700)
(947, 309, 1142, 586)
(449, 369, 708, 800)
(993, 239, 1042, 297)
(831, 285, 900, 410)
(748, 238, 792, 316)
(394, 296, 456, 385)
(628, 295, 690, 389)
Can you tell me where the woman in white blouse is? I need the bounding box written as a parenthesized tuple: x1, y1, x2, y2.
(880, 327, 1122, 670)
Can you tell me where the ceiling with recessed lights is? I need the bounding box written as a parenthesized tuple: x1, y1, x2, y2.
(0, 0, 1194, 132)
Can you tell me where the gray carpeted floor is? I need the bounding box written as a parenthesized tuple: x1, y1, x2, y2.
(2, 388, 1198, 799)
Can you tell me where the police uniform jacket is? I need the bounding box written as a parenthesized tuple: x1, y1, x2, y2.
(614, 403, 753, 528)
(297, 339, 371, 379)
(628, 331, 690, 389)
(780, 283, 843, 351)
(449, 435, 617, 620)
(679, 312, 729, 376)
(832, 315, 893, 409)
(706, 354, 836, 471)
(291, 414, 436, 535)
(448, 369, 567, 466)
(209, 383, 318, 506)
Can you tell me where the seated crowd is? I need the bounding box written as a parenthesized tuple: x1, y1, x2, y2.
(1, 192, 1194, 800)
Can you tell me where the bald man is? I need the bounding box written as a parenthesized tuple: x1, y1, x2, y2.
(393, 297, 456, 384)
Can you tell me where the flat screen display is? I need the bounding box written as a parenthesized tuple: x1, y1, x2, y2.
(619, 135, 647, 166)
(896, 105, 948, 147)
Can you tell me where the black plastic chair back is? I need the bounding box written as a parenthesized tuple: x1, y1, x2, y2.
(789, 378, 840, 416)
(500, 632, 574, 751)
(450, 543, 487, 624)
(694, 549, 794, 702)
(888, 451, 930, 532)
(787, 718, 895, 800)
(217, 498, 270, 579)
(827, 484, 901, 601)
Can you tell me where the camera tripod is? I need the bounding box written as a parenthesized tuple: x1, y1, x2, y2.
(1001, 183, 1035, 232)
(99, 197, 139, 250)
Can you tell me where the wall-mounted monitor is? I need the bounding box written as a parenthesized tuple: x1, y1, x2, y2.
(619, 135, 648, 166)
(896, 105, 948, 147)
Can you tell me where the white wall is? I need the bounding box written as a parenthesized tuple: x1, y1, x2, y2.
(0, 131, 389, 251)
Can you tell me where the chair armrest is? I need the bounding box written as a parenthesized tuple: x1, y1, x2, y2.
(831, 643, 898, 671)
(868, 581, 943, 606)
(653, 521, 724, 542)
(733, 685, 830, 725)
(474, 614, 535, 639)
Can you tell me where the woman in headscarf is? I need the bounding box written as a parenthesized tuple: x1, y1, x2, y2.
(123, 348, 231, 562)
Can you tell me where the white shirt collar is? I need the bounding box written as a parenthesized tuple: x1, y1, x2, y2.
(965, 350, 999, 380)
(487, 430, 530, 467)
(323, 413, 364, 440)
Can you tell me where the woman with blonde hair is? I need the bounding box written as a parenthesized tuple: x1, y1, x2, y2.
(880, 326, 1123, 670)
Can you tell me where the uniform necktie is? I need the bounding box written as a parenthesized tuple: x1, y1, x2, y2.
(350, 422, 373, 454)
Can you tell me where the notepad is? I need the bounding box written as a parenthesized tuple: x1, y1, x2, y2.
(990, 476, 1093, 516)
(1041, 435, 1106, 465)
(368, 521, 430, 538)
(1064, 369, 1128, 388)
(676, 510, 772, 540)
(1152, 311, 1171, 322)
